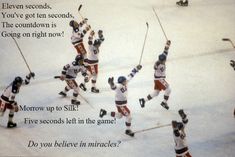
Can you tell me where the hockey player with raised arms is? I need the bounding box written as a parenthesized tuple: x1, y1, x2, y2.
(58, 55, 88, 105)
(172, 109, 192, 157)
(79, 30, 105, 93)
(139, 40, 171, 110)
(70, 19, 91, 56)
(99, 65, 142, 137)
(0, 72, 35, 128)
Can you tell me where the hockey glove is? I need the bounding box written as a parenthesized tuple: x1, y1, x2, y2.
(136, 65, 142, 71)
(82, 72, 87, 77)
(179, 109, 188, 124)
(230, 60, 235, 70)
(84, 76, 89, 83)
(90, 30, 95, 36)
(166, 40, 171, 46)
(60, 75, 65, 81)
(85, 25, 91, 31)
(98, 30, 103, 36)
(108, 77, 114, 86)
(30, 72, 35, 78)
(84, 18, 88, 23)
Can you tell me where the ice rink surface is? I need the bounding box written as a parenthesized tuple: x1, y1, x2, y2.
(0, 0, 235, 156)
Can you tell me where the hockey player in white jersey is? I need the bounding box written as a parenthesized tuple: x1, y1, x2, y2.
(79, 30, 104, 93)
(70, 19, 91, 56)
(139, 40, 171, 110)
(58, 55, 88, 105)
(172, 109, 192, 157)
(0, 72, 35, 128)
(99, 65, 142, 137)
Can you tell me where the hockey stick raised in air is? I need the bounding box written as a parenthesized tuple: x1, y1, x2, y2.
(133, 123, 171, 134)
(138, 22, 149, 65)
(152, 7, 168, 41)
(11, 36, 33, 74)
(222, 38, 235, 48)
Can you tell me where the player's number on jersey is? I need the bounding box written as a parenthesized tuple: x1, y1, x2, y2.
(120, 87, 127, 93)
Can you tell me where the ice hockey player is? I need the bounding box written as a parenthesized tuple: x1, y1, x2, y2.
(230, 60, 235, 70)
(172, 109, 192, 157)
(176, 0, 188, 6)
(79, 30, 105, 93)
(139, 40, 171, 110)
(58, 55, 88, 105)
(99, 65, 142, 137)
(0, 72, 35, 128)
(70, 19, 91, 57)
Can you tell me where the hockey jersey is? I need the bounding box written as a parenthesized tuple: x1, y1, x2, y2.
(110, 67, 138, 105)
(86, 33, 105, 65)
(62, 61, 87, 80)
(173, 123, 189, 155)
(70, 21, 89, 46)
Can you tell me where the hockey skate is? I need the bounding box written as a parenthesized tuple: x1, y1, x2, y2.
(79, 83, 87, 91)
(91, 87, 99, 93)
(176, 0, 188, 6)
(59, 91, 67, 97)
(99, 109, 107, 118)
(139, 98, 145, 108)
(71, 99, 80, 105)
(160, 102, 169, 110)
(125, 129, 135, 137)
(7, 121, 17, 128)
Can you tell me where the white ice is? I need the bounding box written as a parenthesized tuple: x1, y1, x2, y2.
(0, 0, 235, 156)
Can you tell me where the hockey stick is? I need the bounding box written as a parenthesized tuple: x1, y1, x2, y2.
(11, 36, 33, 74)
(152, 7, 168, 41)
(78, 4, 89, 27)
(222, 38, 235, 48)
(54, 76, 61, 79)
(133, 123, 171, 134)
(138, 22, 149, 65)
(78, 4, 82, 11)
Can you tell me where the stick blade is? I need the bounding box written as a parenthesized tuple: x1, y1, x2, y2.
(78, 4, 82, 11)
(222, 38, 230, 41)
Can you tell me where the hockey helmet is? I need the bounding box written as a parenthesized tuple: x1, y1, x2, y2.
(117, 76, 127, 84)
(75, 55, 84, 65)
(13, 76, 23, 85)
(93, 39, 101, 46)
(158, 54, 166, 62)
